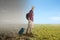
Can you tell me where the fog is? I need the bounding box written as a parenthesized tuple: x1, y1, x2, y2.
(0, 0, 28, 33)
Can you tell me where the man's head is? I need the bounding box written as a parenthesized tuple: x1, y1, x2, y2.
(32, 6, 34, 11)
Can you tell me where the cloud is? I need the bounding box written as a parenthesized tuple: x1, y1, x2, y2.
(1, 10, 8, 13)
(50, 17, 60, 21)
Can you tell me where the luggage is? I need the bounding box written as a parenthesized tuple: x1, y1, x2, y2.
(18, 28, 25, 35)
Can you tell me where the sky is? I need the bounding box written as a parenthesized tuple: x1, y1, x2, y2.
(0, 0, 60, 24)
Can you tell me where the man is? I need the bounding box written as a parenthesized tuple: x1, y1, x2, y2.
(26, 6, 34, 34)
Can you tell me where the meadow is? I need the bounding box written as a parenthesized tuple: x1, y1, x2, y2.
(0, 24, 60, 40)
(31, 24, 60, 40)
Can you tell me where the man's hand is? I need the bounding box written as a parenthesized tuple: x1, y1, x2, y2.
(28, 17, 30, 20)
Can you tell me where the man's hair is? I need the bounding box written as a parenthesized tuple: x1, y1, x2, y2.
(32, 6, 34, 10)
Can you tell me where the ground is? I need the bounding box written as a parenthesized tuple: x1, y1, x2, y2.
(0, 24, 60, 40)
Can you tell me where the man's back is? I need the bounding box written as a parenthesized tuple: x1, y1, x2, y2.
(26, 10, 33, 21)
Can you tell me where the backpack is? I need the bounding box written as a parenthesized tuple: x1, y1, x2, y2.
(26, 13, 29, 20)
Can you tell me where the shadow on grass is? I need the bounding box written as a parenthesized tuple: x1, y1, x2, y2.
(18, 33, 38, 40)
(0, 33, 38, 40)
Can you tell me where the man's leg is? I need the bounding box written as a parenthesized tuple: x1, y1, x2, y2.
(26, 20, 33, 34)
(29, 20, 33, 34)
(26, 19, 30, 34)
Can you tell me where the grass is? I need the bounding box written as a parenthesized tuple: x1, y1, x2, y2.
(31, 24, 60, 40)
(0, 24, 60, 40)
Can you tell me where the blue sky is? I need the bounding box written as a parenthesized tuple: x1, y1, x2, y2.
(25, 0, 60, 24)
(0, 0, 60, 24)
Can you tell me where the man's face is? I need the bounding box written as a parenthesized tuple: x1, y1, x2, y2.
(32, 7, 34, 11)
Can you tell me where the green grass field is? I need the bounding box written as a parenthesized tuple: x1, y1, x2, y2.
(30, 24, 60, 40)
(0, 24, 60, 40)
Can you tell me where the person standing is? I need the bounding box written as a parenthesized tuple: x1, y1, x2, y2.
(26, 6, 34, 34)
